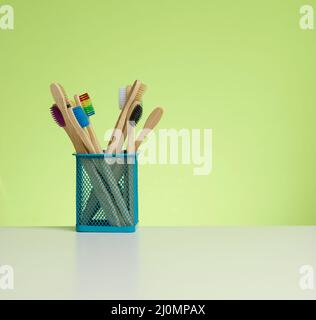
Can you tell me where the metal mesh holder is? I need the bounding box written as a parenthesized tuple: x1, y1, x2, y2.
(75, 153, 139, 232)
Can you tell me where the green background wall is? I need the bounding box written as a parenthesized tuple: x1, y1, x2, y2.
(0, 0, 315, 226)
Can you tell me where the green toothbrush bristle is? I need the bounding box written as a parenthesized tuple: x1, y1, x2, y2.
(83, 105, 95, 117)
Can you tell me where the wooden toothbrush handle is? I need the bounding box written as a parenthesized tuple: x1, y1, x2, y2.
(118, 100, 140, 153)
(87, 125, 103, 154)
(64, 126, 87, 154)
(126, 85, 132, 98)
(135, 107, 164, 151)
(127, 123, 136, 154)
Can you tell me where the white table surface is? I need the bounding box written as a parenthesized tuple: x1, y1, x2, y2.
(0, 227, 316, 300)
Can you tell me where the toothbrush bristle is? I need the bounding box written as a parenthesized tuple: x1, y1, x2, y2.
(135, 84, 146, 102)
(129, 105, 143, 126)
(73, 106, 90, 128)
(81, 100, 92, 108)
(79, 93, 90, 101)
(83, 105, 95, 117)
(79, 92, 95, 115)
(119, 87, 127, 109)
(50, 104, 66, 127)
(79, 93, 91, 106)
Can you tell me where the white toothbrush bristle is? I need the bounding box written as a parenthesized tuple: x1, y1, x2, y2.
(119, 87, 127, 109)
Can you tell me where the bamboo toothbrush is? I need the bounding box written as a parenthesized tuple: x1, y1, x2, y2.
(107, 80, 146, 153)
(50, 84, 90, 154)
(107, 80, 144, 153)
(134, 107, 164, 151)
(107, 81, 142, 153)
(75, 94, 103, 153)
(52, 83, 95, 153)
(57, 84, 95, 154)
(72, 104, 93, 148)
(122, 85, 143, 150)
(69, 100, 97, 154)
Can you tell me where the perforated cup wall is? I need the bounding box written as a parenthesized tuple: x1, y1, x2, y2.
(75, 153, 138, 232)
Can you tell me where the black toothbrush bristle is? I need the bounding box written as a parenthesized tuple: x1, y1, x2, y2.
(129, 105, 143, 126)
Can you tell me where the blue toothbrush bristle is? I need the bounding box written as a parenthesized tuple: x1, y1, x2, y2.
(73, 106, 89, 128)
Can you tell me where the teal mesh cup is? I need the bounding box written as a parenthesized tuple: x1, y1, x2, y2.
(75, 153, 139, 232)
